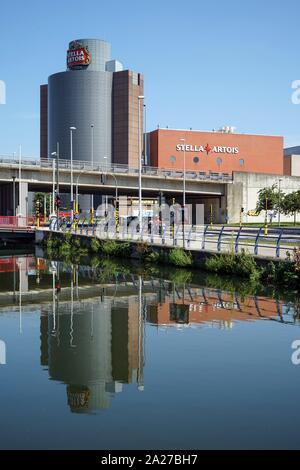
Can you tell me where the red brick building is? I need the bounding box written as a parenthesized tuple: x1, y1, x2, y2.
(149, 128, 284, 175)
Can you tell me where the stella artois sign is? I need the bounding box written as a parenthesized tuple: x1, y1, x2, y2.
(67, 41, 91, 70)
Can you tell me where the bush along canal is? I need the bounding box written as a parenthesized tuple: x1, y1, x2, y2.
(37, 231, 300, 293)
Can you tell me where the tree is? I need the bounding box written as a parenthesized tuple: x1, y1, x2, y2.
(256, 184, 285, 214)
(33, 193, 52, 217)
(281, 190, 300, 225)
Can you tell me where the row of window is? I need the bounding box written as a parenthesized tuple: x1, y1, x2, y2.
(169, 155, 245, 166)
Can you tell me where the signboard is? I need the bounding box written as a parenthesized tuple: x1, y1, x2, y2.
(67, 41, 91, 70)
(176, 143, 239, 155)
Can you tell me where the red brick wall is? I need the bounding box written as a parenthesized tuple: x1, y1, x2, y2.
(149, 129, 284, 175)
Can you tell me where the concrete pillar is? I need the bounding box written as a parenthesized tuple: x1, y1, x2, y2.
(17, 181, 28, 217)
(226, 182, 243, 224)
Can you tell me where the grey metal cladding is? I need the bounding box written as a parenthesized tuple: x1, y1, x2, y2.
(68, 38, 111, 72)
(48, 70, 113, 164)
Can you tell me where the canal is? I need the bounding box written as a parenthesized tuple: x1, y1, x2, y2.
(0, 252, 300, 450)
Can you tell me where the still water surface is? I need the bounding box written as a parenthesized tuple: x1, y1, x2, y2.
(0, 253, 300, 449)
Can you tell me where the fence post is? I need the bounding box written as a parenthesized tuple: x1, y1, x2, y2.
(217, 226, 225, 252)
(162, 225, 166, 245)
(235, 226, 243, 254)
(276, 228, 284, 258)
(187, 226, 193, 248)
(254, 227, 262, 256)
(202, 225, 208, 250)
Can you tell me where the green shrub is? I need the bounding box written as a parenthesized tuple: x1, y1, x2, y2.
(90, 238, 101, 253)
(100, 240, 131, 257)
(59, 241, 71, 257)
(205, 250, 259, 281)
(144, 250, 161, 263)
(169, 269, 193, 284)
(169, 248, 193, 267)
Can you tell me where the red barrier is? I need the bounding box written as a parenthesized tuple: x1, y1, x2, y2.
(0, 216, 37, 228)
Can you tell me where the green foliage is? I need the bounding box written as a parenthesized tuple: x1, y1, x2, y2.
(144, 250, 162, 264)
(260, 249, 300, 290)
(281, 191, 300, 224)
(34, 192, 52, 216)
(205, 250, 260, 281)
(169, 248, 193, 267)
(256, 184, 284, 213)
(203, 272, 259, 298)
(101, 240, 131, 257)
(169, 269, 193, 284)
(90, 238, 101, 253)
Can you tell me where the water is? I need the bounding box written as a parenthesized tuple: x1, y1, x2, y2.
(0, 253, 300, 450)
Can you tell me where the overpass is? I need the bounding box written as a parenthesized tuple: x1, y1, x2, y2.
(0, 156, 232, 223)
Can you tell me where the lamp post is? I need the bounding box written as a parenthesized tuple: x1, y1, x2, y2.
(70, 127, 76, 219)
(51, 142, 60, 219)
(138, 95, 144, 237)
(278, 178, 283, 228)
(180, 138, 186, 248)
(143, 103, 147, 165)
(90, 124, 94, 212)
(17, 144, 22, 217)
(75, 168, 85, 211)
(50, 152, 56, 214)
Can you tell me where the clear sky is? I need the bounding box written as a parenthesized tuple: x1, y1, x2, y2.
(0, 0, 300, 157)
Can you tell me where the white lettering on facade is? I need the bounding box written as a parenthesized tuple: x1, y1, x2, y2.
(176, 144, 239, 154)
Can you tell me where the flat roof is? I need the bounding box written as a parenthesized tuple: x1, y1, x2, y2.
(150, 128, 283, 138)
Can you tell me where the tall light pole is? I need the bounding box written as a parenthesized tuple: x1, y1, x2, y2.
(90, 124, 94, 212)
(51, 142, 60, 219)
(143, 103, 147, 165)
(278, 178, 283, 228)
(70, 126, 76, 218)
(18, 144, 22, 216)
(180, 138, 186, 248)
(51, 151, 56, 214)
(138, 95, 144, 236)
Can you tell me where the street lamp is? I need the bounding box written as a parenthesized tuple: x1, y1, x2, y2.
(17, 144, 22, 217)
(70, 126, 76, 218)
(278, 178, 283, 228)
(90, 124, 94, 213)
(75, 167, 85, 211)
(50, 152, 56, 214)
(138, 95, 144, 237)
(51, 143, 60, 218)
(180, 138, 186, 248)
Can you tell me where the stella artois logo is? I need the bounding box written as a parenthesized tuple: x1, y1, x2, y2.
(67, 41, 91, 70)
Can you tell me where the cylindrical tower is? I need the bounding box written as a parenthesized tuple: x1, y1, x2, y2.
(48, 39, 113, 165)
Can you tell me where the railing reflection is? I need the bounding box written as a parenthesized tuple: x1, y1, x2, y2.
(0, 255, 299, 412)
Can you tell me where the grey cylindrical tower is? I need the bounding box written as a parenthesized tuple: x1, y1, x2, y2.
(48, 39, 112, 164)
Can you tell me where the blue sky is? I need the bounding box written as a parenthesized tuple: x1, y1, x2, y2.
(0, 0, 299, 156)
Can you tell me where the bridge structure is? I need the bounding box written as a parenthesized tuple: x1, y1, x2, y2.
(0, 156, 232, 223)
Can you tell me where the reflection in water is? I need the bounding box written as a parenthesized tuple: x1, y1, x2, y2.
(1, 254, 300, 415)
(40, 294, 145, 413)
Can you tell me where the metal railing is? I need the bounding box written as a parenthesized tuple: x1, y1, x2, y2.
(0, 216, 36, 229)
(47, 220, 300, 259)
(0, 156, 233, 183)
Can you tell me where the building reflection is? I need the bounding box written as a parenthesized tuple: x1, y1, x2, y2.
(0, 254, 299, 413)
(146, 287, 286, 329)
(40, 295, 144, 413)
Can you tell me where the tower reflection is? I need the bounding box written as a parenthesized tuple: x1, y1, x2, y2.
(40, 296, 144, 413)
